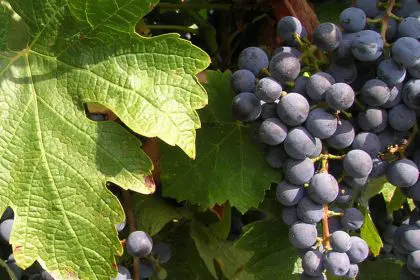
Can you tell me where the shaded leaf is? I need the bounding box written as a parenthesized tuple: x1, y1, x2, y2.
(360, 177, 388, 207)
(360, 208, 383, 257)
(235, 219, 300, 280)
(209, 203, 232, 240)
(191, 220, 254, 280)
(161, 71, 278, 213)
(359, 258, 403, 280)
(133, 195, 183, 236)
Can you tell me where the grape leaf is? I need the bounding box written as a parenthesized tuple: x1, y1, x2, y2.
(133, 195, 183, 236)
(161, 71, 278, 213)
(360, 177, 388, 207)
(235, 219, 301, 280)
(190, 220, 254, 280)
(360, 208, 383, 257)
(359, 259, 403, 280)
(0, 0, 210, 278)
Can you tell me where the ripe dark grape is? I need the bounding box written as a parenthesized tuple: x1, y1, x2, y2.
(352, 132, 382, 157)
(269, 53, 301, 83)
(277, 16, 304, 41)
(282, 206, 298, 226)
(323, 251, 350, 276)
(152, 242, 172, 263)
(351, 30, 384, 61)
(283, 127, 317, 160)
(386, 159, 419, 188)
(355, 0, 379, 17)
(377, 58, 407, 86)
(126, 231, 153, 258)
(326, 119, 355, 149)
(305, 108, 338, 139)
(361, 79, 391, 107)
(289, 222, 318, 249)
(259, 118, 288, 145)
(398, 17, 420, 40)
(392, 37, 420, 68)
(297, 197, 324, 224)
(346, 264, 359, 278)
(407, 250, 420, 276)
(330, 230, 351, 253)
(232, 92, 262, 122)
(276, 181, 304, 206)
(357, 108, 388, 133)
(265, 145, 288, 168)
(343, 149, 372, 178)
(255, 77, 282, 102)
(325, 82, 355, 110)
(346, 236, 369, 263)
(231, 70, 256, 94)
(277, 93, 310, 126)
(339, 7, 366, 33)
(302, 250, 324, 276)
(341, 208, 364, 230)
(285, 157, 315, 185)
(238, 47, 269, 75)
(306, 72, 335, 101)
(113, 266, 131, 280)
(312, 23, 342, 52)
(389, 104, 417, 132)
(308, 173, 339, 204)
(0, 218, 13, 242)
(402, 79, 420, 111)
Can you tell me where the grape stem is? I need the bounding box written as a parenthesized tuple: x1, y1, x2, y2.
(322, 204, 331, 250)
(380, 0, 396, 48)
(292, 33, 321, 72)
(122, 190, 141, 280)
(312, 153, 345, 163)
(328, 210, 344, 217)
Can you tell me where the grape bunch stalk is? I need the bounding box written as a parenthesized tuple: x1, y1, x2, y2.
(231, 0, 420, 278)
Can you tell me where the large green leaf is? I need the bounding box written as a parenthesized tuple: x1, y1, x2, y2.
(359, 259, 403, 280)
(235, 219, 301, 280)
(360, 208, 383, 257)
(161, 71, 278, 213)
(0, 0, 210, 279)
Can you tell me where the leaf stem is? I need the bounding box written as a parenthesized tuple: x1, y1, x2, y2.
(122, 190, 140, 280)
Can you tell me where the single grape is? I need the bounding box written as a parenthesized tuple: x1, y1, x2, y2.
(347, 236, 369, 263)
(302, 250, 324, 276)
(408, 251, 420, 276)
(265, 145, 288, 169)
(286, 157, 315, 185)
(339, 7, 366, 33)
(313, 23, 342, 52)
(392, 37, 420, 68)
(305, 108, 338, 139)
(308, 173, 339, 204)
(336, 184, 353, 204)
(351, 30, 384, 61)
(329, 217, 343, 233)
(402, 79, 420, 111)
(326, 119, 355, 149)
(382, 83, 402, 109)
(398, 17, 420, 39)
(269, 53, 301, 83)
(282, 206, 298, 226)
(126, 231, 153, 258)
(115, 220, 126, 232)
(291, 76, 309, 96)
(231, 70, 256, 94)
(311, 137, 323, 157)
(255, 77, 282, 102)
(361, 79, 391, 107)
(0, 218, 13, 242)
(395, 0, 420, 17)
(289, 222, 318, 249)
(1, 207, 13, 222)
(333, 40, 354, 65)
(387, 159, 419, 188)
(277, 16, 303, 41)
(327, 62, 358, 84)
(284, 127, 317, 160)
(352, 132, 382, 157)
(277, 93, 310, 126)
(325, 82, 355, 111)
(152, 242, 172, 263)
(401, 226, 420, 252)
(343, 149, 373, 178)
(346, 264, 359, 279)
(323, 251, 350, 277)
(259, 118, 288, 145)
(357, 108, 388, 133)
(238, 47, 269, 75)
(341, 208, 364, 230)
(355, 0, 379, 17)
(306, 72, 335, 101)
(276, 181, 304, 206)
(232, 92, 262, 122)
(297, 197, 324, 224)
(330, 231, 351, 253)
(377, 58, 407, 86)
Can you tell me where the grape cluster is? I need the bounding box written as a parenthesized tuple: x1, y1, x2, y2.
(231, 0, 420, 278)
